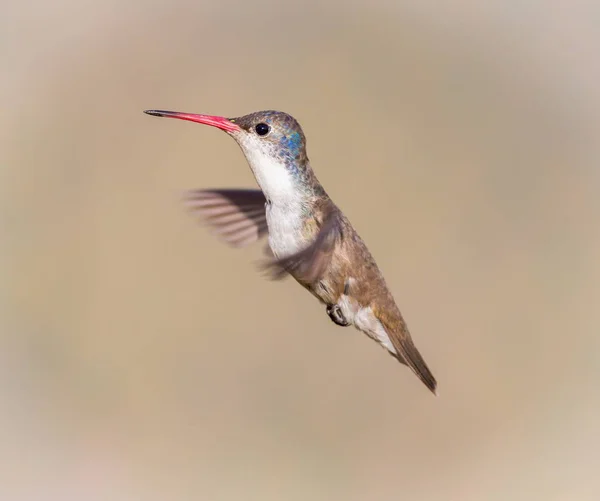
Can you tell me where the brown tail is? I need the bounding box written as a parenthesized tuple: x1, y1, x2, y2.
(375, 305, 438, 395)
(394, 336, 438, 395)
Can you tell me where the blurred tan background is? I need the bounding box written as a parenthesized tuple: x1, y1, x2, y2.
(2, 1, 600, 500)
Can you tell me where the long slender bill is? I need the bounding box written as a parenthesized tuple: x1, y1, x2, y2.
(144, 110, 240, 132)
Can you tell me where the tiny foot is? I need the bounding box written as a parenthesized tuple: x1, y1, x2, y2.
(326, 304, 350, 327)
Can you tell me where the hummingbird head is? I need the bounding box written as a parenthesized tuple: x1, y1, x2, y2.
(144, 109, 323, 205)
(230, 109, 306, 153)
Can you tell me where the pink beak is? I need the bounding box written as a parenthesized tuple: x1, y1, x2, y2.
(144, 109, 241, 132)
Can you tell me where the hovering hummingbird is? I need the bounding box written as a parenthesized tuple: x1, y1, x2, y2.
(144, 109, 437, 394)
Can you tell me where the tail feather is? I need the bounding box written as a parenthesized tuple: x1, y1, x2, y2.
(395, 336, 438, 395)
(374, 304, 438, 395)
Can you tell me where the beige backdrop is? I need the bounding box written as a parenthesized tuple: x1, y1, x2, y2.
(3, 1, 599, 500)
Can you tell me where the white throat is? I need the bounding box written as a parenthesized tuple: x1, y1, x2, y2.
(239, 143, 307, 258)
(243, 147, 299, 208)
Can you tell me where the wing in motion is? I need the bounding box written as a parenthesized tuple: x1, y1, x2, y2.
(183, 189, 268, 248)
(263, 209, 341, 283)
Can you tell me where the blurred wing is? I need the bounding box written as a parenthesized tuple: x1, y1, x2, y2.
(262, 209, 341, 283)
(183, 189, 268, 248)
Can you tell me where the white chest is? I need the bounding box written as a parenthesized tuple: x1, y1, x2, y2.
(238, 137, 312, 258)
(266, 203, 306, 258)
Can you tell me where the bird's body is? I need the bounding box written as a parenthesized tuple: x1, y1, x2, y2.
(145, 109, 437, 394)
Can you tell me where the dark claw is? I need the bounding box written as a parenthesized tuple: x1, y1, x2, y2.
(327, 304, 350, 327)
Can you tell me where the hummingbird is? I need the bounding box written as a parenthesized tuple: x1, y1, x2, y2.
(144, 109, 437, 394)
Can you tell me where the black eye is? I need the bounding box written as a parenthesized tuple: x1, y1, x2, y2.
(255, 123, 270, 136)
